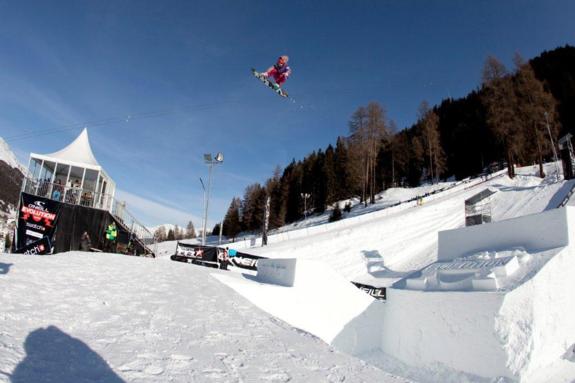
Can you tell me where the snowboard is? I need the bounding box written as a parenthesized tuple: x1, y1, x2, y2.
(251, 68, 288, 98)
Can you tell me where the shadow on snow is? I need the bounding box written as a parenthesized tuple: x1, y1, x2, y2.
(10, 325, 125, 383)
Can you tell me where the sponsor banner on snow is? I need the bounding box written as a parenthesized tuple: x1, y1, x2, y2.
(170, 242, 266, 271)
(16, 192, 62, 253)
(229, 251, 264, 271)
(352, 282, 387, 301)
(171, 242, 218, 265)
(17, 236, 52, 255)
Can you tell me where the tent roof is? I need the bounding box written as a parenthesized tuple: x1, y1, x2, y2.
(36, 128, 101, 168)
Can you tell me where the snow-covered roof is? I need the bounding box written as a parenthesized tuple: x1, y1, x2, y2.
(31, 128, 101, 170)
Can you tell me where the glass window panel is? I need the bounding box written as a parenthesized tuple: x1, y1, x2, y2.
(54, 163, 70, 185)
(97, 175, 104, 194)
(39, 161, 55, 181)
(38, 161, 55, 197)
(68, 166, 84, 188)
(83, 169, 98, 192)
(29, 158, 43, 179)
(80, 169, 98, 207)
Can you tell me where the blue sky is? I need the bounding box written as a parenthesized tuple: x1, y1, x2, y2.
(1, 0, 574, 229)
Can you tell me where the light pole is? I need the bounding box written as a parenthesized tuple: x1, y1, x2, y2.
(544, 112, 560, 178)
(199, 177, 206, 244)
(300, 192, 311, 221)
(202, 153, 224, 245)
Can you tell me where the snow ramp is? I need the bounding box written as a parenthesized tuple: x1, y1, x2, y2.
(213, 258, 384, 354)
(381, 206, 575, 382)
(217, 206, 575, 382)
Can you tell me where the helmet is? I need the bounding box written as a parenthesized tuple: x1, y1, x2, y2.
(278, 55, 289, 63)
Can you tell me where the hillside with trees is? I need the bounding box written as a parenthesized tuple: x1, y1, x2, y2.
(222, 45, 575, 237)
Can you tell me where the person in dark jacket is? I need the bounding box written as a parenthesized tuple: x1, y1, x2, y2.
(218, 247, 230, 270)
(80, 231, 92, 252)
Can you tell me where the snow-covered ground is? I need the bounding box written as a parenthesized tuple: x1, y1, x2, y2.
(0, 253, 406, 382)
(2, 163, 575, 382)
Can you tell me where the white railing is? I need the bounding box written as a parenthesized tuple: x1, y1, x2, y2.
(22, 177, 114, 211)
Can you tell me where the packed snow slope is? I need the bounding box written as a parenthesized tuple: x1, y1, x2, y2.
(235, 164, 574, 287)
(0, 252, 407, 383)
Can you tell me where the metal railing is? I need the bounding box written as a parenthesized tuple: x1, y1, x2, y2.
(111, 200, 157, 256)
(22, 177, 114, 211)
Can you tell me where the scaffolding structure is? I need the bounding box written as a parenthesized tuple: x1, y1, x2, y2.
(465, 188, 497, 227)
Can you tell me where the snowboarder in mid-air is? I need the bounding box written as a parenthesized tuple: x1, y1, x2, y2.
(261, 55, 291, 90)
(252, 55, 291, 97)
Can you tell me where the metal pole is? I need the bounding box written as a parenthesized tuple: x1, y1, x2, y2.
(199, 177, 206, 245)
(544, 112, 561, 178)
(202, 162, 213, 246)
(218, 219, 223, 245)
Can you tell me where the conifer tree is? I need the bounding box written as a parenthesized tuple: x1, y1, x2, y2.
(154, 226, 167, 242)
(222, 197, 241, 241)
(266, 166, 286, 229)
(323, 145, 337, 205)
(333, 136, 351, 200)
(513, 55, 560, 177)
(349, 103, 390, 204)
(418, 101, 446, 182)
(481, 55, 522, 178)
(167, 229, 175, 241)
(185, 221, 196, 239)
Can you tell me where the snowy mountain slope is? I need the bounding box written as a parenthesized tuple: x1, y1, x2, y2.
(267, 181, 459, 233)
(0, 138, 24, 220)
(0, 252, 407, 383)
(0, 137, 24, 172)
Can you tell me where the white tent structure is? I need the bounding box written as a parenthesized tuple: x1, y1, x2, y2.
(22, 129, 116, 211)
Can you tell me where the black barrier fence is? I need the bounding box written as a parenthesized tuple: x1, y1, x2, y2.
(171, 242, 219, 268)
(170, 242, 265, 271)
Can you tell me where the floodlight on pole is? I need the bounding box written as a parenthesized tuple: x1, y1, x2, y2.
(202, 152, 224, 246)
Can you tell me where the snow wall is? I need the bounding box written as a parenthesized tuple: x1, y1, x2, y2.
(380, 207, 575, 380)
(438, 207, 569, 261)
